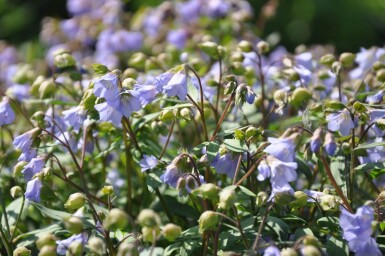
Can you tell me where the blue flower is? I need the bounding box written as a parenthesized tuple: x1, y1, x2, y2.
(263, 246, 280, 256)
(340, 205, 381, 256)
(160, 164, 180, 189)
(109, 30, 143, 52)
(22, 156, 45, 181)
(110, 90, 142, 118)
(163, 73, 188, 100)
(13, 128, 41, 161)
(93, 72, 120, 102)
(326, 109, 355, 136)
(140, 155, 158, 172)
(350, 47, 385, 80)
(323, 132, 337, 156)
(107, 169, 125, 194)
(367, 90, 385, 104)
(264, 137, 296, 162)
(25, 178, 43, 202)
(211, 152, 240, 179)
(167, 29, 188, 50)
(56, 233, 88, 255)
(310, 128, 322, 153)
(0, 97, 15, 126)
(133, 84, 159, 106)
(62, 106, 87, 133)
(257, 159, 271, 181)
(94, 102, 122, 126)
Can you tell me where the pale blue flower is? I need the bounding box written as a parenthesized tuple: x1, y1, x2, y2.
(350, 47, 385, 80)
(25, 178, 43, 202)
(264, 137, 296, 162)
(211, 152, 239, 179)
(327, 109, 355, 136)
(62, 106, 87, 133)
(110, 90, 142, 118)
(263, 246, 280, 256)
(133, 84, 159, 106)
(163, 73, 188, 100)
(323, 132, 337, 156)
(367, 90, 385, 104)
(57, 233, 88, 255)
(94, 102, 122, 126)
(140, 155, 158, 172)
(0, 97, 15, 126)
(167, 29, 188, 50)
(22, 156, 45, 181)
(93, 72, 120, 102)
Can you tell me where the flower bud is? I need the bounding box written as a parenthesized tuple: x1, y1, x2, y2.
(238, 40, 253, 52)
(231, 62, 246, 75)
(54, 52, 76, 69)
(256, 41, 269, 54)
(300, 245, 321, 256)
(310, 128, 323, 153)
(339, 52, 355, 67)
(13, 247, 31, 256)
(302, 235, 321, 247)
(373, 61, 385, 71)
(256, 191, 268, 207)
(291, 191, 308, 208)
(281, 248, 298, 256)
(12, 64, 34, 84)
(10, 186, 23, 198)
(274, 89, 287, 105)
(234, 129, 246, 141)
(122, 78, 137, 89)
(224, 81, 236, 95)
(159, 109, 175, 122)
(176, 177, 187, 192)
(192, 183, 220, 200)
(122, 68, 138, 80)
(290, 87, 312, 107)
(36, 233, 56, 249)
(142, 226, 161, 242)
(275, 191, 295, 206)
(320, 54, 335, 66)
(246, 126, 259, 140)
(38, 245, 57, 256)
(13, 161, 27, 177)
(180, 108, 192, 121)
(230, 52, 244, 62)
(31, 111, 46, 127)
(376, 69, 385, 82)
(199, 41, 219, 59)
(88, 236, 105, 255)
(31, 75, 45, 95)
(137, 209, 161, 228)
(64, 193, 86, 211)
(103, 208, 129, 231)
(67, 241, 82, 256)
(38, 80, 56, 99)
(331, 61, 342, 75)
(162, 223, 182, 242)
(323, 132, 337, 156)
(101, 185, 114, 196)
(198, 211, 219, 233)
(186, 175, 197, 190)
(117, 243, 139, 256)
(218, 187, 237, 210)
(145, 57, 160, 72)
(319, 194, 339, 211)
(376, 191, 385, 202)
(64, 216, 83, 234)
(284, 69, 299, 81)
(128, 53, 147, 69)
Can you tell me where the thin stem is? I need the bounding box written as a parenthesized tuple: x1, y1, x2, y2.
(0, 227, 12, 255)
(212, 217, 224, 256)
(0, 190, 10, 239)
(214, 56, 223, 123)
(187, 94, 209, 142)
(10, 195, 25, 242)
(350, 128, 355, 205)
(159, 119, 175, 159)
(122, 119, 132, 217)
(357, 122, 376, 145)
(337, 73, 342, 102)
(210, 90, 236, 141)
(252, 203, 274, 253)
(256, 53, 266, 127)
(154, 188, 174, 223)
(233, 206, 250, 249)
(232, 155, 243, 185)
(122, 117, 143, 156)
(236, 156, 266, 186)
(320, 155, 353, 213)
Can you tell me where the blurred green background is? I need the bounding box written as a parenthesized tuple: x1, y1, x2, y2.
(1, 0, 385, 52)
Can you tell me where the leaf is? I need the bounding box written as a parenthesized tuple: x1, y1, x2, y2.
(30, 202, 71, 220)
(354, 141, 385, 151)
(206, 142, 220, 162)
(92, 64, 109, 75)
(326, 236, 349, 256)
(1, 197, 23, 228)
(146, 171, 163, 192)
(330, 154, 348, 198)
(140, 247, 164, 256)
(238, 186, 256, 197)
(323, 100, 345, 112)
(295, 156, 312, 182)
(265, 216, 289, 241)
(223, 139, 248, 153)
(15, 224, 61, 247)
(317, 216, 339, 232)
(354, 162, 385, 173)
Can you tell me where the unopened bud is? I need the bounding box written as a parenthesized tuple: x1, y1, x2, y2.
(218, 187, 237, 210)
(36, 233, 56, 249)
(117, 243, 139, 256)
(79, 89, 96, 110)
(38, 245, 57, 256)
(145, 57, 160, 72)
(64, 216, 83, 234)
(339, 52, 355, 67)
(291, 87, 312, 107)
(319, 194, 339, 211)
(64, 193, 86, 211)
(68, 241, 82, 256)
(256, 191, 268, 207)
(198, 211, 219, 232)
(13, 247, 31, 256)
(238, 40, 253, 52)
(274, 89, 287, 105)
(38, 80, 56, 99)
(137, 209, 161, 228)
(122, 78, 137, 89)
(323, 132, 337, 156)
(159, 109, 174, 122)
(373, 61, 385, 71)
(13, 161, 27, 177)
(281, 248, 298, 256)
(180, 108, 192, 121)
(103, 208, 129, 231)
(246, 126, 259, 140)
(162, 223, 182, 241)
(224, 81, 236, 95)
(122, 68, 138, 79)
(291, 191, 308, 208)
(128, 53, 147, 69)
(234, 129, 246, 141)
(192, 183, 220, 200)
(256, 41, 269, 54)
(376, 69, 385, 82)
(199, 41, 219, 58)
(101, 185, 114, 196)
(300, 245, 321, 256)
(142, 226, 161, 242)
(310, 128, 323, 153)
(88, 236, 105, 255)
(10, 186, 23, 198)
(31, 76, 45, 95)
(231, 62, 246, 75)
(186, 176, 197, 190)
(331, 61, 342, 74)
(320, 54, 335, 66)
(376, 191, 385, 202)
(230, 52, 244, 62)
(54, 52, 76, 69)
(31, 111, 46, 127)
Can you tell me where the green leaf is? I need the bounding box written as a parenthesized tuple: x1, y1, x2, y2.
(92, 64, 109, 75)
(323, 100, 345, 112)
(206, 142, 220, 162)
(140, 247, 164, 256)
(146, 171, 163, 192)
(223, 139, 248, 152)
(198, 41, 219, 59)
(352, 101, 369, 121)
(15, 224, 61, 247)
(294, 227, 314, 240)
(265, 216, 289, 241)
(317, 216, 339, 232)
(355, 141, 385, 151)
(354, 162, 385, 173)
(1, 197, 23, 228)
(295, 156, 312, 182)
(330, 154, 348, 198)
(238, 186, 256, 197)
(326, 236, 349, 256)
(30, 202, 71, 220)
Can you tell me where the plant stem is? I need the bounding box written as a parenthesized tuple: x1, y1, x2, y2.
(122, 119, 133, 217)
(0, 227, 12, 255)
(210, 89, 236, 141)
(251, 203, 274, 253)
(10, 195, 25, 241)
(159, 119, 175, 159)
(236, 156, 265, 186)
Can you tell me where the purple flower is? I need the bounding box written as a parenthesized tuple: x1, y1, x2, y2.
(57, 233, 88, 255)
(263, 246, 280, 256)
(110, 90, 142, 118)
(140, 155, 158, 172)
(153, 72, 173, 92)
(107, 169, 125, 193)
(264, 137, 296, 162)
(109, 30, 143, 52)
(176, 0, 201, 23)
(163, 73, 188, 100)
(367, 90, 385, 104)
(257, 159, 271, 181)
(211, 152, 240, 179)
(25, 178, 43, 202)
(57, 131, 79, 153)
(167, 29, 188, 50)
(323, 132, 337, 156)
(94, 102, 122, 126)
(160, 164, 180, 189)
(22, 156, 45, 181)
(13, 128, 41, 161)
(62, 106, 87, 133)
(310, 128, 322, 153)
(133, 84, 159, 106)
(327, 109, 355, 136)
(350, 47, 385, 80)
(340, 206, 381, 256)
(206, 0, 230, 18)
(45, 107, 67, 136)
(295, 52, 312, 70)
(0, 97, 15, 126)
(93, 73, 120, 102)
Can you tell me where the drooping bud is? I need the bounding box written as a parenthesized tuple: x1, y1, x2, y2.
(310, 128, 323, 153)
(192, 183, 220, 200)
(64, 193, 86, 211)
(234, 129, 246, 141)
(13, 161, 27, 177)
(230, 52, 244, 62)
(141, 226, 161, 242)
(122, 78, 137, 89)
(300, 245, 321, 256)
(320, 54, 335, 67)
(128, 53, 147, 69)
(36, 233, 56, 249)
(64, 216, 84, 234)
(339, 52, 355, 67)
(331, 61, 342, 75)
(88, 236, 105, 255)
(159, 109, 175, 122)
(319, 194, 339, 211)
(291, 191, 308, 208)
(13, 247, 31, 256)
(224, 81, 236, 95)
(284, 69, 299, 82)
(53, 51, 76, 69)
(218, 187, 237, 210)
(199, 41, 219, 59)
(246, 126, 259, 140)
(162, 223, 182, 242)
(376, 69, 385, 82)
(31, 75, 45, 95)
(231, 62, 246, 75)
(103, 208, 129, 231)
(67, 241, 82, 256)
(323, 132, 337, 156)
(281, 248, 298, 256)
(291, 87, 312, 107)
(238, 40, 253, 53)
(38, 245, 57, 256)
(274, 89, 287, 106)
(38, 80, 56, 99)
(198, 211, 219, 233)
(256, 41, 270, 54)
(122, 68, 138, 80)
(137, 209, 161, 228)
(101, 185, 114, 196)
(180, 108, 192, 121)
(256, 191, 268, 207)
(10, 186, 23, 198)
(186, 175, 197, 190)
(31, 111, 46, 127)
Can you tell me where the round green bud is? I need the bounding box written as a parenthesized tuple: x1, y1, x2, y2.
(224, 81, 236, 95)
(10, 186, 23, 198)
(122, 68, 138, 80)
(31, 111, 46, 127)
(198, 211, 219, 232)
(231, 62, 246, 75)
(13, 247, 31, 256)
(192, 183, 220, 200)
(301, 245, 321, 256)
(256, 191, 268, 207)
(339, 52, 355, 67)
(273, 89, 287, 105)
(38, 245, 57, 256)
(291, 87, 312, 107)
(373, 61, 385, 71)
(218, 187, 237, 210)
(284, 69, 299, 81)
(320, 54, 335, 66)
(281, 248, 298, 256)
(230, 52, 244, 62)
(64, 216, 83, 234)
(256, 41, 270, 54)
(246, 126, 259, 140)
(291, 191, 308, 208)
(54, 52, 76, 69)
(137, 209, 161, 228)
(36, 233, 56, 249)
(13, 161, 28, 178)
(142, 226, 161, 242)
(79, 89, 96, 110)
(128, 53, 147, 69)
(145, 57, 160, 72)
(238, 40, 253, 52)
(376, 69, 385, 82)
(319, 194, 339, 211)
(101, 185, 114, 196)
(64, 193, 86, 211)
(67, 241, 82, 256)
(38, 80, 56, 99)
(117, 243, 139, 256)
(157, 53, 172, 67)
(162, 223, 182, 242)
(31, 75, 45, 95)
(159, 109, 175, 122)
(180, 108, 192, 121)
(42, 167, 53, 179)
(122, 78, 137, 89)
(376, 191, 385, 202)
(88, 236, 105, 255)
(103, 208, 129, 231)
(317, 70, 331, 80)
(331, 61, 342, 74)
(274, 191, 295, 206)
(302, 235, 320, 247)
